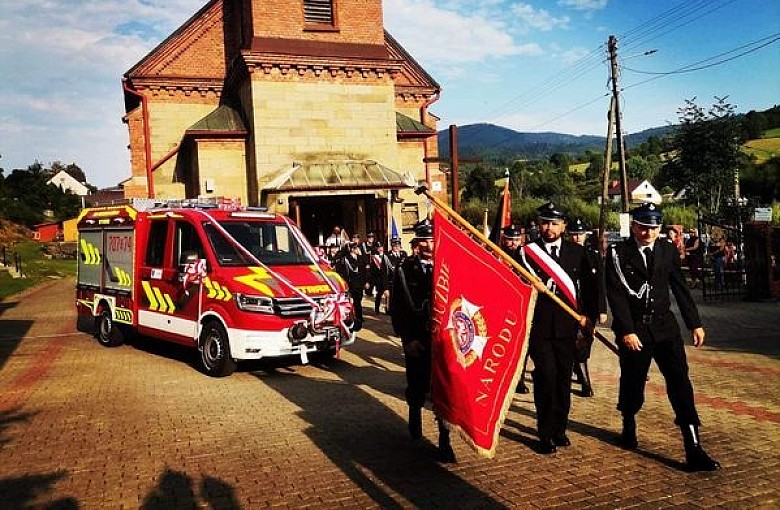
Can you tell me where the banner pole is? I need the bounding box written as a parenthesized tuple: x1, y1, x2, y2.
(415, 185, 618, 355)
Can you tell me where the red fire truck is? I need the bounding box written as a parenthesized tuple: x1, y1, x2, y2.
(76, 199, 354, 376)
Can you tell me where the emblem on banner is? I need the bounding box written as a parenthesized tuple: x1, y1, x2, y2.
(446, 296, 489, 368)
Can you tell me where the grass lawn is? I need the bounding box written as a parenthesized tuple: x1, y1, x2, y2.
(743, 136, 780, 163)
(0, 241, 76, 300)
(763, 127, 780, 139)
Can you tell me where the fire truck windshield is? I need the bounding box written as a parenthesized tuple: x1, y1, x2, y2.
(204, 221, 315, 266)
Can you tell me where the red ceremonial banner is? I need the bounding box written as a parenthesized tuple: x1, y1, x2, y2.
(431, 210, 537, 458)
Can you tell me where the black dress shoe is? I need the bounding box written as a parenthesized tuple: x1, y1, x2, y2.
(436, 443, 457, 463)
(620, 429, 638, 450)
(685, 446, 721, 472)
(517, 383, 529, 394)
(553, 434, 571, 447)
(538, 438, 557, 454)
(620, 416, 638, 450)
(581, 384, 594, 397)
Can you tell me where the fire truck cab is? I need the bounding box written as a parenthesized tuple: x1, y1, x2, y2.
(76, 199, 355, 376)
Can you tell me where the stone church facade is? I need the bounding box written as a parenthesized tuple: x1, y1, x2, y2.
(122, 0, 445, 245)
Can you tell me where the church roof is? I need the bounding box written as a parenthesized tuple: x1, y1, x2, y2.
(396, 112, 436, 137)
(186, 105, 247, 135)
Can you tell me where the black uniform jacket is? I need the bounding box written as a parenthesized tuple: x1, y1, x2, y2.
(390, 256, 432, 344)
(386, 250, 406, 286)
(583, 246, 608, 321)
(605, 237, 701, 340)
(369, 253, 394, 289)
(518, 239, 595, 339)
(336, 253, 367, 290)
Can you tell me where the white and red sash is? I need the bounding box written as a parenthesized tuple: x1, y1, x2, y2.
(520, 242, 577, 308)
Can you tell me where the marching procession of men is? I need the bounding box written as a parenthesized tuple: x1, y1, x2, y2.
(326, 198, 719, 472)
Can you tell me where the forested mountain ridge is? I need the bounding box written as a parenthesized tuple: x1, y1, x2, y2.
(437, 123, 676, 159)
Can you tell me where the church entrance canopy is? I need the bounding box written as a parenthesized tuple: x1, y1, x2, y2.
(262, 159, 416, 247)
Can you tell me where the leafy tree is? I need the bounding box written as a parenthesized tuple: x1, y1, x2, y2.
(743, 110, 768, 140)
(0, 161, 82, 227)
(584, 151, 605, 182)
(740, 155, 780, 204)
(549, 152, 571, 172)
(667, 97, 743, 217)
(626, 154, 662, 181)
(661, 205, 698, 229)
(462, 165, 498, 202)
(65, 163, 87, 183)
(523, 160, 576, 200)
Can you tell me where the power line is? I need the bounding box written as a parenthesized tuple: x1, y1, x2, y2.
(621, 33, 780, 91)
(455, 0, 766, 159)
(621, 32, 780, 77)
(619, 0, 738, 55)
(482, 0, 736, 130)
(526, 93, 609, 131)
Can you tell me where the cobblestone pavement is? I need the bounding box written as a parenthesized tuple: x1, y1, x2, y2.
(1, 278, 778, 509)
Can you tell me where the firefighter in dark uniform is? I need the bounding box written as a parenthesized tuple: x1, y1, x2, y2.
(517, 203, 596, 454)
(568, 218, 608, 397)
(384, 238, 407, 316)
(500, 224, 524, 257)
(390, 219, 455, 463)
(386, 238, 407, 276)
(336, 241, 367, 331)
(605, 203, 720, 471)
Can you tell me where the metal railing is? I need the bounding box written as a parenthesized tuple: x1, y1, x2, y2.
(1, 246, 24, 278)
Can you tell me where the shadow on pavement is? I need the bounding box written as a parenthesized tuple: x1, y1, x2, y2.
(140, 468, 241, 510)
(127, 334, 201, 372)
(0, 408, 79, 509)
(0, 319, 32, 371)
(253, 364, 508, 509)
(0, 472, 77, 510)
(506, 402, 687, 471)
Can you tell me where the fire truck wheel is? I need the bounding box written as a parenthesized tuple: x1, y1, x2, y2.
(97, 309, 124, 347)
(199, 321, 237, 377)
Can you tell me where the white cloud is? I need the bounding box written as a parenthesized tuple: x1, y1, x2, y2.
(0, 0, 203, 186)
(557, 0, 608, 10)
(561, 47, 593, 64)
(510, 3, 570, 32)
(384, 0, 534, 63)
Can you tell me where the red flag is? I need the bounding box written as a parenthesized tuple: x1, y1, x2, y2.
(488, 173, 511, 244)
(431, 209, 536, 458)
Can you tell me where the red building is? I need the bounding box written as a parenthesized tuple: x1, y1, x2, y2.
(32, 221, 61, 242)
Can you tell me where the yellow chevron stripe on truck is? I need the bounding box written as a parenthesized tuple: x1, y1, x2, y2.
(113, 267, 132, 286)
(204, 277, 233, 301)
(141, 281, 176, 314)
(79, 239, 102, 265)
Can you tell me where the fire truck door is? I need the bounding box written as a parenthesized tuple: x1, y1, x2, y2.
(138, 219, 204, 342)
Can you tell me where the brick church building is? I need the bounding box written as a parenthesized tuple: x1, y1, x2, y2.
(121, 0, 445, 245)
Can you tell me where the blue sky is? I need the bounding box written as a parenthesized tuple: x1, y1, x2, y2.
(0, 0, 778, 188)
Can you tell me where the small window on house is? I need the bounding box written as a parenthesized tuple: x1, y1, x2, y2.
(304, 0, 335, 25)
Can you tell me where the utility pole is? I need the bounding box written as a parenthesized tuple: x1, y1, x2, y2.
(599, 97, 616, 242)
(608, 35, 629, 212)
(449, 125, 460, 212)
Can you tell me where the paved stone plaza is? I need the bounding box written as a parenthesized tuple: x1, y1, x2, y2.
(1, 278, 778, 509)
